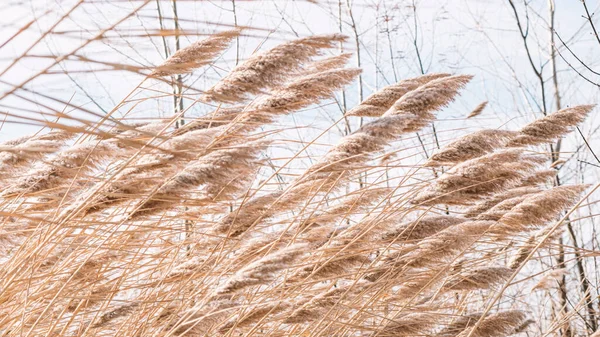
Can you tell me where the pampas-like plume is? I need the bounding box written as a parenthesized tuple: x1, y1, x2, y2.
(457, 310, 529, 337)
(464, 187, 541, 219)
(204, 34, 347, 102)
(0, 130, 71, 183)
(90, 303, 139, 329)
(379, 215, 466, 243)
(375, 313, 436, 336)
(216, 244, 306, 294)
(507, 105, 594, 147)
(0, 129, 70, 148)
(131, 142, 264, 219)
(252, 68, 361, 115)
(476, 195, 531, 221)
(4, 141, 118, 196)
(402, 221, 495, 267)
(467, 101, 488, 118)
(383, 74, 473, 132)
(151, 30, 240, 76)
(164, 298, 235, 336)
(508, 224, 564, 269)
(206, 72, 358, 139)
(176, 56, 354, 137)
(413, 149, 545, 206)
(299, 187, 391, 231)
(531, 268, 567, 291)
(62, 127, 224, 217)
(426, 130, 518, 167)
(345, 73, 451, 117)
(497, 185, 587, 232)
(294, 76, 473, 181)
(207, 67, 361, 139)
(173, 107, 244, 136)
(286, 282, 367, 323)
(307, 53, 353, 73)
(439, 313, 483, 337)
(303, 114, 412, 177)
(219, 302, 290, 332)
(214, 190, 283, 236)
(521, 169, 558, 187)
(292, 252, 371, 281)
(443, 266, 513, 291)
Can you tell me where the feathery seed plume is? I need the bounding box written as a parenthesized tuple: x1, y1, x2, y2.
(464, 187, 541, 219)
(375, 313, 436, 336)
(204, 34, 347, 102)
(152, 30, 241, 76)
(497, 185, 587, 232)
(346, 73, 451, 117)
(439, 313, 483, 337)
(443, 266, 513, 291)
(507, 105, 594, 147)
(216, 244, 306, 294)
(252, 68, 361, 115)
(531, 268, 568, 291)
(383, 74, 473, 132)
(414, 149, 545, 206)
(467, 101, 488, 118)
(307, 53, 353, 73)
(519, 169, 557, 186)
(509, 224, 565, 269)
(426, 130, 518, 167)
(457, 310, 529, 337)
(379, 215, 466, 243)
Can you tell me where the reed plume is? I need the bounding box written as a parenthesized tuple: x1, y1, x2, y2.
(507, 105, 594, 146)
(531, 268, 567, 291)
(0, 130, 71, 184)
(401, 221, 495, 267)
(414, 149, 545, 206)
(4, 140, 117, 196)
(252, 68, 361, 115)
(464, 186, 541, 218)
(375, 313, 436, 336)
(379, 215, 466, 243)
(467, 101, 488, 118)
(345, 73, 450, 117)
(426, 129, 518, 167)
(508, 224, 565, 269)
(383, 74, 473, 131)
(307, 53, 353, 73)
(151, 30, 241, 76)
(443, 266, 513, 291)
(204, 34, 347, 102)
(439, 313, 483, 337)
(285, 283, 366, 323)
(497, 185, 587, 232)
(216, 244, 306, 295)
(457, 310, 529, 337)
(131, 141, 265, 219)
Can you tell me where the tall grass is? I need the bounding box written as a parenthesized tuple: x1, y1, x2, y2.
(0, 30, 596, 337)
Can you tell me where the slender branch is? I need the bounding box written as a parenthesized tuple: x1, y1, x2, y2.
(507, 0, 547, 114)
(582, 0, 600, 47)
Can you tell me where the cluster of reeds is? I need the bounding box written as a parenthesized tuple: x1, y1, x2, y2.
(0, 31, 595, 337)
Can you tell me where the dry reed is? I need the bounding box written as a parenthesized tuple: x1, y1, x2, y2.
(0, 31, 594, 337)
